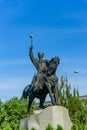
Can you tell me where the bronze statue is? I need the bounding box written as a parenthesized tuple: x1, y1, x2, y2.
(27, 56, 60, 112)
(21, 35, 60, 113)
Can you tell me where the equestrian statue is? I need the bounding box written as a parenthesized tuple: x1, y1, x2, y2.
(21, 34, 60, 113)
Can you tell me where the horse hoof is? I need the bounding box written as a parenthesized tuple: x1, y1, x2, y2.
(39, 105, 46, 109)
(52, 102, 56, 105)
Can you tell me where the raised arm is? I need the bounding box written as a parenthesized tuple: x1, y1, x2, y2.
(29, 45, 38, 71)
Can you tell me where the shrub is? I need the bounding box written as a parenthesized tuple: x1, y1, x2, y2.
(84, 125, 87, 130)
(3, 125, 12, 130)
(30, 128, 37, 130)
(20, 126, 26, 130)
(56, 124, 64, 130)
(71, 124, 78, 130)
(46, 124, 54, 130)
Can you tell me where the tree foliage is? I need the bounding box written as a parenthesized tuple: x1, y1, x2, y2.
(0, 76, 87, 130)
(71, 124, 78, 130)
(0, 97, 35, 130)
(58, 76, 87, 130)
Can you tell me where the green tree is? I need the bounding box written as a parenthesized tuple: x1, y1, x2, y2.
(0, 97, 35, 130)
(58, 76, 72, 107)
(58, 76, 87, 130)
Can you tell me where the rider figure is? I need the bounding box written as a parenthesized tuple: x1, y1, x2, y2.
(29, 45, 49, 91)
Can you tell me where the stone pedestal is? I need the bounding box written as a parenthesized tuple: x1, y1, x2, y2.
(19, 106, 72, 130)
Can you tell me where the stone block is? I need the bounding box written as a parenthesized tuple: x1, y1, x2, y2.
(19, 106, 72, 130)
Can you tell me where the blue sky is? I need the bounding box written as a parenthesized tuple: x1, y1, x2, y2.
(0, 0, 87, 101)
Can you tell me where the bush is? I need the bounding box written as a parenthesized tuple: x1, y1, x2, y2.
(56, 124, 64, 130)
(3, 124, 12, 130)
(46, 124, 54, 130)
(71, 124, 78, 130)
(20, 126, 26, 130)
(0, 97, 35, 130)
(84, 125, 87, 130)
(30, 128, 37, 130)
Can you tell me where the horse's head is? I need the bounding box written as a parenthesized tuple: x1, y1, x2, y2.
(51, 56, 60, 66)
(47, 56, 60, 76)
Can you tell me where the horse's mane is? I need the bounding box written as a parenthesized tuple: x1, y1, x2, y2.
(47, 56, 60, 76)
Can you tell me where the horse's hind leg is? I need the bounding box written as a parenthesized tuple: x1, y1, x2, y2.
(27, 95, 34, 113)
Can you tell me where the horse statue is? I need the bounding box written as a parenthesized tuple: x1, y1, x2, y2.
(21, 56, 60, 113)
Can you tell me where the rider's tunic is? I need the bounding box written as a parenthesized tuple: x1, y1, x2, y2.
(29, 47, 49, 90)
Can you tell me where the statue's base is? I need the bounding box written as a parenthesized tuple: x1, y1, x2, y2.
(19, 106, 72, 130)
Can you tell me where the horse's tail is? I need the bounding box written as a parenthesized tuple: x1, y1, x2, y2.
(20, 84, 31, 100)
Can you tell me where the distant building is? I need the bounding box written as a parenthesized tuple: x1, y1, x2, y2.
(35, 95, 87, 108)
(80, 95, 87, 100)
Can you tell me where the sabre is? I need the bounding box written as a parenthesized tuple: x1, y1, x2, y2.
(29, 34, 34, 46)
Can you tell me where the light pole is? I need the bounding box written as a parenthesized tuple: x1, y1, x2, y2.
(73, 71, 79, 74)
(73, 70, 87, 100)
(73, 71, 87, 80)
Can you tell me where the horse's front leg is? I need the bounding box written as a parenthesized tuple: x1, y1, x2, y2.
(53, 85, 59, 105)
(39, 95, 46, 109)
(46, 83, 56, 105)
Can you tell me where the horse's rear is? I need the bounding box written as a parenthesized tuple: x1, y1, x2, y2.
(20, 84, 30, 100)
